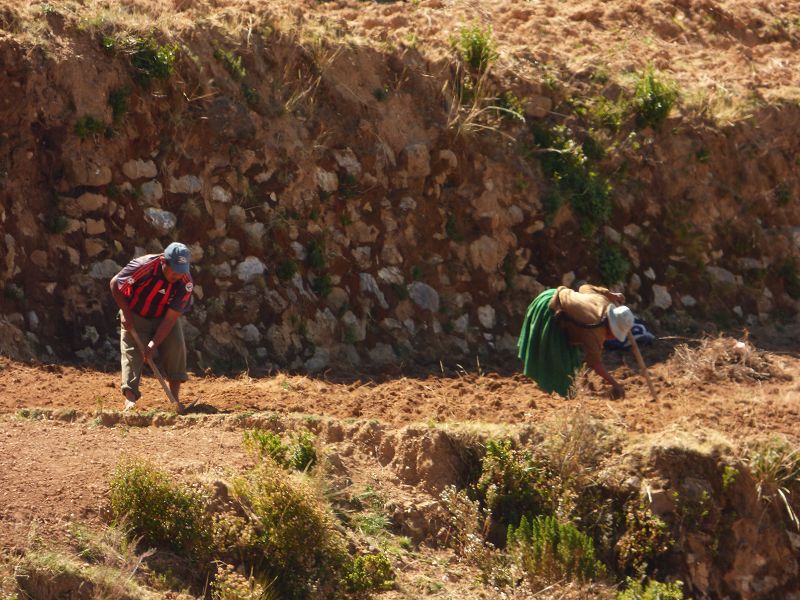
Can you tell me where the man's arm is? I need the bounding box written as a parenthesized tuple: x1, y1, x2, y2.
(110, 274, 136, 331)
(143, 308, 181, 361)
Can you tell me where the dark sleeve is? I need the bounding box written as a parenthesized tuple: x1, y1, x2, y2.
(115, 255, 152, 296)
(168, 277, 194, 313)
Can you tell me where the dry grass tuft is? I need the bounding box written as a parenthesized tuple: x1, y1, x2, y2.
(666, 334, 789, 384)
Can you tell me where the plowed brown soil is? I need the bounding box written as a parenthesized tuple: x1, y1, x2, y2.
(1, 328, 799, 558)
(1, 332, 798, 439)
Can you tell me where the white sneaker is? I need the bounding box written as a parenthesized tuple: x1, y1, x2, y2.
(123, 400, 136, 412)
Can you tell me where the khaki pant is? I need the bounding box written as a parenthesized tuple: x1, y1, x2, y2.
(120, 311, 187, 401)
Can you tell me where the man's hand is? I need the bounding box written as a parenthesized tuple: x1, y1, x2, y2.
(609, 292, 625, 305)
(610, 382, 625, 400)
(142, 340, 157, 362)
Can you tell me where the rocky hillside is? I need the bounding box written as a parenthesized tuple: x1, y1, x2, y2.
(1, 0, 799, 372)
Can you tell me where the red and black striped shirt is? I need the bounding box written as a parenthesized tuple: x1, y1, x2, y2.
(116, 254, 194, 319)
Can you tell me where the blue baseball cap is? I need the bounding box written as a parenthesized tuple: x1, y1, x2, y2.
(164, 242, 191, 274)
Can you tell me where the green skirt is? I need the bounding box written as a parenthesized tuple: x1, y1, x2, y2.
(517, 288, 582, 398)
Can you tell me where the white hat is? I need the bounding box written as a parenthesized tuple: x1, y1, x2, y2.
(607, 304, 634, 342)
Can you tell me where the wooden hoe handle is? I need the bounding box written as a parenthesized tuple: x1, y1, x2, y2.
(627, 332, 658, 403)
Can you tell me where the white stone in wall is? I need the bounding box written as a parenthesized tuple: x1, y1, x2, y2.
(707, 266, 737, 286)
(408, 281, 439, 312)
(144, 208, 176, 235)
(140, 180, 163, 203)
(651, 285, 672, 310)
(211, 185, 232, 203)
(315, 168, 338, 193)
(88, 259, 122, 279)
(478, 305, 496, 329)
(122, 159, 157, 180)
(378, 266, 404, 285)
(240, 324, 261, 344)
(168, 175, 202, 194)
(359, 273, 389, 309)
(235, 256, 266, 283)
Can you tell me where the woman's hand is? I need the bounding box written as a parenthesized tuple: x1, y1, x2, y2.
(610, 382, 625, 400)
(608, 291, 625, 305)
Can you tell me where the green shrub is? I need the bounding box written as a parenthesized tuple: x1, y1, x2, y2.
(616, 502, 672, 572)
(632, 67, 678, 130)
(494, 90, 525, 121)
(531, 124, 612, 235)
(616, 576, 685, 600)
(211, 563, 272, 600)
(507, 515, 606, 585)
(44, 211, 69, 234)
(445, 214, 464, 241)
(311, 273, 333, 298)
(456, 24, 497, 72)
(372, 86, 389, 101)
(244, 429, 288, 465)
(598, 243, 631, 285)
(75, 115, 105, 139)
(780, 259, 800, 300)
(746, 438, 800, 528)
(214, 48, 246, 80)
(231, 463, 347, 598)
(131, 37, 178, 84)
(241, 84, 259, 109)
(244, 429, 317, 472)
(108, 87, 130, 125)
(305, 238, 326, 269)
(3, 283, 24, 302)
(289, 430, 317, 471)
(109, 460, 211, 555)
(475, 439, 555, 531)
(275, 258, 297, 281)
(344, 553, 395, 592)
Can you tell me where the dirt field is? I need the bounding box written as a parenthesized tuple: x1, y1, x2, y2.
(1, 326, 798, 560)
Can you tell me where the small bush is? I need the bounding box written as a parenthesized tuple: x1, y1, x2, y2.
(616, 576, 685, 600)
(507, 515, 606, 585)
(75, 115, 105, 139)
(311, 273, 333, 298)
(456, 24, 497, 72)
(746, 438, 800, 528)
(344, 553, 395, 593)
(305, 238, 326, 269)
(241, 84, 260, 109)
(244, 429, 317, 472)
(109, 460, 211, 555)
(372, 86, 388, 101)
(531, 123, 612, 235)
(598, 243, 631, 285)
(244, 429, 288, 465)
(274, 259, 297, 281)
(475, 439, 555, 532)
(131, 37, 178, 85)
(780, 259, 800, 300)
(108, 87, 130, 125)
(211, 563, 271, 600)
(232, 463, 347, 598)
(214, 48, 246, 80)
(616, 502, 672, 572)
(494, 90, 525, 121)
(632, 67, 678, 130)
